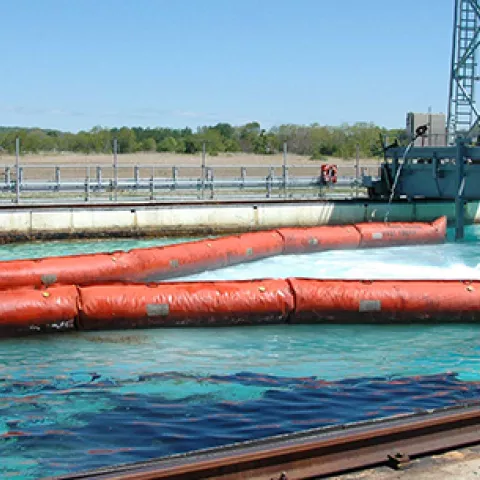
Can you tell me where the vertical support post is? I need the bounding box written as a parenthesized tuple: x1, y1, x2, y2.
(113, 138, 118, 201)
(207, 167, 214, 199)
(96, 166, 102, 189)
(4, 167, 10, 186)
(149, 170, 154, 201)
(355, 143, 360, 198)
(201, 142, 206, 200)
(134, 165, 140, 189)
(55, 166, 61, 191)
(267, 166, 274, 198)
(85, 166, 90, 202)
(240, 167, 246, 190)
(455, 137, 466, 240)
(15, 137, 20, 203)
(172, 166, 178, 190)
(282, 142, 288, 198)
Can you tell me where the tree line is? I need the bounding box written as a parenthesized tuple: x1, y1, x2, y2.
(0, 122, 407, 159)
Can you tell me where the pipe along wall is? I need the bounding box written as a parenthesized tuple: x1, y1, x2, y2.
(0, 217, 457, 337)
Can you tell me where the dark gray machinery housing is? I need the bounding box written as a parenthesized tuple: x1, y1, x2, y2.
(363, 139, 478, 239)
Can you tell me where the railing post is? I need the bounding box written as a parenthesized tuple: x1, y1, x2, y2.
(134, 165, 140, 189)
(355, 143, 360, 198)
(113, 138, 118, 201)
(4, 167, 10, 186)
(267, 166, 274, 198)
(201, 142, 206, 200)
(207, 167, 214, 199)
(149, 175, 154, 201)
(96, 166, 102, 188)
(15, 137, 20, 203)
(55, 166, 61, 191)
(240, 167, 246, 190)
(282, 142, 288, 198)
(172, 166, 178, 190)
(85, 166, 90, 202)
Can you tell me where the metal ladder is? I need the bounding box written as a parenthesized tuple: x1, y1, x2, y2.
(447, 0, 480, 138)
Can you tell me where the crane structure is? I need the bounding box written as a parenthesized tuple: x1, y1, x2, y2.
(447, 0, 480, 139)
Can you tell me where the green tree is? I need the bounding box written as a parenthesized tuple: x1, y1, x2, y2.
(157, 136, 178, 152)
(116, 127, 137, 153)
(199, 128, 226, 155)
(142, 137, 157, 151)
(213, 122, 235, 139)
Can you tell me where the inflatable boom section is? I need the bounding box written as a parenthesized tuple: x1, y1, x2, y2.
(2, 278, 480, 337)
(0, 217, 447, 290)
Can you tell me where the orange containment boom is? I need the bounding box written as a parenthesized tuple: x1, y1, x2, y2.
(0, 217, 447, 290)
(77, 280, 295, 331)
(0, 285, 78, 336)
(3, 276, 480, 337)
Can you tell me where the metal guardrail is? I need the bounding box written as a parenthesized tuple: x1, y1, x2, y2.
(0, 139, 381, 203)
(0, 164, 379, 204)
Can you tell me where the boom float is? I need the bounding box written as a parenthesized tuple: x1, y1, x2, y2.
(0, 217, 453, 337)
(3, 278, 480, 337)
(0, 217, 446, 290)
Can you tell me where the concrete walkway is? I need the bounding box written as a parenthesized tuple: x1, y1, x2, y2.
(332, 446, 480, 479)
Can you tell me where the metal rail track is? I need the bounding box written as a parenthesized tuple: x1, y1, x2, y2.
(52, 404, 480, 480)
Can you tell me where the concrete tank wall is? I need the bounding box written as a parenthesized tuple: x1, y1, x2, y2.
(0, 200, 477, 243)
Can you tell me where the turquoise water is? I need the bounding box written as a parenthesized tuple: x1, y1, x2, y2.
(2, 326, 480, 478)
(1, 226, 480, 478)
(0, 236, 200, 261)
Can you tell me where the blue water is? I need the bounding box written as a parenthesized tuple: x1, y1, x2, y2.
(1, 226, 480, 478)
(2, 326, 480, 478)
(0, 236, 200, 261)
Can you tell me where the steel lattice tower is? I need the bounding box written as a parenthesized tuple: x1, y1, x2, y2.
(447, 0, 480, 139)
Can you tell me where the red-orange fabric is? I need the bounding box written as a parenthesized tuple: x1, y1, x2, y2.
(78, 279, 294, 330)
(0, 251, 140, 289)
(0, 285, 78, 335)
(290, 277, 480, 322)
(207, 231, 285, 265)
(0, 218, 447, 290)
(278, 225, 361, 254)
(356, 216, 447, 248)
(130, 240, 227, 281)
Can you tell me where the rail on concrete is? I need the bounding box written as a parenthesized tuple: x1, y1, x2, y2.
(51, 404, 480, 480)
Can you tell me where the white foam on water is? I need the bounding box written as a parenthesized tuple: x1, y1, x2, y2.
(177, 243, 480, 281)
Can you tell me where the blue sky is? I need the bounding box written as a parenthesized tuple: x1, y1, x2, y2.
(0, 0, 453, 132)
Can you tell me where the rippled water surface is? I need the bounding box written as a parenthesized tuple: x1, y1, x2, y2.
(1, 226, 480, 478)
